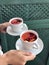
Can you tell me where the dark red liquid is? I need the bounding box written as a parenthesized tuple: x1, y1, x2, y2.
(11, 19, 22, 24)
(22, 32, 37, 42)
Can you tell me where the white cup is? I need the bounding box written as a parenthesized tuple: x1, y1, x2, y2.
(9, 17, 23, 32)
(20, 30, 39, 50)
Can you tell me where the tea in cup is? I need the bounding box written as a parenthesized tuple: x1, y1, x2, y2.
(9, 17, 23, 32)
(20, 30, 39, 50)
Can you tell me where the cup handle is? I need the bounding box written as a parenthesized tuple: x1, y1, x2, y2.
(32, 42, 39, 49)
(21, 24, 23, 29)
(21, 24, 25, 29)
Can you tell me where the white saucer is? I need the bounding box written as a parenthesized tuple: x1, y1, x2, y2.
(15, 38, 44, 55)
(6, 23, 28, 36)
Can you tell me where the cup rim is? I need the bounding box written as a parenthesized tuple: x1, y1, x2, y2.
(20, 30, 39, 44)
(9, 17, 23, 25)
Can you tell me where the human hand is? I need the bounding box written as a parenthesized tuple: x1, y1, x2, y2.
(3, 50, 36, 65)
(0, 22, 10, 33)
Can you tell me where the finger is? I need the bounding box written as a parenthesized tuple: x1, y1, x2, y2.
(17, 50, 32, 55)
(25, 54, 36, 61)
(23, 52, 33, 56)
(0, 30, 6, 33)
(3, 22, 10, 27)
(1, 27, 7, 33)
(18, 50, 36, 60)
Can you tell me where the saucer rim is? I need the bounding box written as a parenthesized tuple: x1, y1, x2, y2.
(6, 23, 28, 36)
(15, 37, 44, 55)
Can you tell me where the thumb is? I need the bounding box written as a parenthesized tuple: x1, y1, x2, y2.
(3, 22, 10, 27)
(24, 52, 36, 61)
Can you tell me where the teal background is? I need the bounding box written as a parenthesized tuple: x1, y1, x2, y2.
(0, 0, 49, 65)
(0, 0, 49, 4)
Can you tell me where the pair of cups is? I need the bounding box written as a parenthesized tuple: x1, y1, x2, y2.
(9, 17, 39, 50)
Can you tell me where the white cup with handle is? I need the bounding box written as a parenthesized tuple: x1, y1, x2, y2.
(9, 17, 23, 32)
(20, 30, 39, 50)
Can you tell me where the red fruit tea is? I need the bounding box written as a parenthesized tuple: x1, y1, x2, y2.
(21, 32, 37, 42)
(11, 19, 22, 24)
